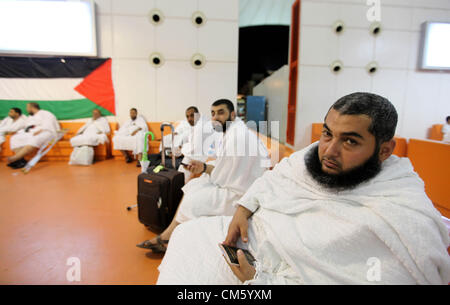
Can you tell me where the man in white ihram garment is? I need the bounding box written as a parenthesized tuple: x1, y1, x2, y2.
(177, 113, 216, 182)
(152, 106, 215, 175)
(164, 106, 215, 182)
(442, 116, 450, 143)
(157, 92, 450, 285)
(7, 103, 59, 169)
(157, 107, 201, 162)
(0, 107, 27, 153)
(137, 99, 270, 253)
(113, 108, 148, 164)
(70, 109, 110, 148)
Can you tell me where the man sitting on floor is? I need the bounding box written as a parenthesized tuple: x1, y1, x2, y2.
(7, 103, 59, 169)
(157, 92, 450, 285)
(113, 108, 148, 165)
(0, 107, 27, 153)
(70, 109, 110, 148)
(137, 99, 270, 253)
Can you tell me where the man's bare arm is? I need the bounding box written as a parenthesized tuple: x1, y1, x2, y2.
(223, 205, 253, 247)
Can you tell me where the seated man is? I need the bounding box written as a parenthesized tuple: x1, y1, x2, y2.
(0, 107, 27, 153)
(137, 99, 270, 252)
(178, 106, 215, 183)
(149, 106, 215, 173)
(113, 108, 148, 165)
(442, 116, 450, 143)
(70, 109, 110, 148)
(7, 103, 59, 169)
(157, 92, 450, 285)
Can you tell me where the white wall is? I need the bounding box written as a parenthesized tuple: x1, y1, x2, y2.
(253, 65, 289, 143)
(95, 0, 239, 124)
(295, 0, 450, 149)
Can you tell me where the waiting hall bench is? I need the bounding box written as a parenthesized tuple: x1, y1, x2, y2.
(408, 139, 450, 218)
(0, 122, 118, 162)
(428, 124, 444, 141)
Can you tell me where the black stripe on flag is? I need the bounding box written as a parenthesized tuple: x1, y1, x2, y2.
(0, 56, 109, 78)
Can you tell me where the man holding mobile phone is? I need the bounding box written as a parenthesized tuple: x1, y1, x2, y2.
(156, 93, 450, 285)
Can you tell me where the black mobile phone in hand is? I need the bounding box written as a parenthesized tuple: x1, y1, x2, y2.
(219, 244, 256, 266)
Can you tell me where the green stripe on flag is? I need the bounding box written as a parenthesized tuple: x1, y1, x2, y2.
(0, 99, 114, 120)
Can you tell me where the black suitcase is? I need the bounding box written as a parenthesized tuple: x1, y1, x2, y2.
(147, 152, 184, 170)
(137, 123, 185, 233)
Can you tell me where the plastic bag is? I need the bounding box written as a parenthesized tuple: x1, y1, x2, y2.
(69, 146, 94, 166)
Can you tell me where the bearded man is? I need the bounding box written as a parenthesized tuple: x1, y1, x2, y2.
(156, 92, 450, 285)
(137, 99, 270, 253)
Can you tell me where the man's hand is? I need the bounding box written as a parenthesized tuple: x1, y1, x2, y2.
(131, 128, 141, 136)
(33, 130, 42, 136)
(224, 205, 253, 247)
(183, 160, 205, 175)
(224, 249, 256, 283)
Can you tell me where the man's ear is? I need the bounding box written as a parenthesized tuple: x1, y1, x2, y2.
(378, 139, 396, 162)
(231, 111, 236, 120)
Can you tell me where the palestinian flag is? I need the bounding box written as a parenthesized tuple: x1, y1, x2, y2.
(0, 57, 115, 120)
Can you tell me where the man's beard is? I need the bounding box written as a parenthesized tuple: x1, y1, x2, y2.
(212, 114, 232, 133)
(304, 144, 382, 191)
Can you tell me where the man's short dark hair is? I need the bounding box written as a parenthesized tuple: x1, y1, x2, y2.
(28, 102, 40, 110)
(130, 108, 137, 112)
(212, 99, 234, 113)
(446, 116, 450, 123)
(11, 107, 22, 115)
(328, 92, 398, 144)
(186, 106, 199, 113)
(93, 108, 102, 116)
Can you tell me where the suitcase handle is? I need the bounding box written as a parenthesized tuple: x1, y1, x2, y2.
(160, 122, 176, 169)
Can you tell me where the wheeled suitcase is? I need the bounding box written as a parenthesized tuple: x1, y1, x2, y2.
(137, 123, 185, 232)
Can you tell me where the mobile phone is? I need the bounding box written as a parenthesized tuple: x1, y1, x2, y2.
(180, 162, 189, 167)
(219, 243, 256, 266)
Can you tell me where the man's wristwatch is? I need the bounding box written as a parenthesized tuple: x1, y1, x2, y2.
(202, 163, 207, 173)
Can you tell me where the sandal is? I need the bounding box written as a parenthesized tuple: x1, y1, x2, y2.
(136, 235, 168, 252)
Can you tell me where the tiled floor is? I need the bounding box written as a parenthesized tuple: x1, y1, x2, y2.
(0, 159, 161, 284)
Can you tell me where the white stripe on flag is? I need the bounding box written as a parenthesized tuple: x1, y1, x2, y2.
(0, 78, 85, 101)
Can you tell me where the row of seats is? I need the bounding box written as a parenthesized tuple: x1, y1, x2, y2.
(0, 122, 172, 161)
(312, 123, 450, 218)
(0, 121, 295, 165)
(429, 124, 444, 141)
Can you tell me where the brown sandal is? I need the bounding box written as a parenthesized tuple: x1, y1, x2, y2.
(136, 235, 168, 252)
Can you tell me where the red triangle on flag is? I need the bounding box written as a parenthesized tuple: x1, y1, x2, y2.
(75, 58, 116, 115)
